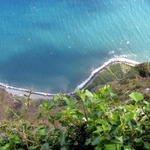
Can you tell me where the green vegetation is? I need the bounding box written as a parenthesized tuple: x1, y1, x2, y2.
(135, 62, 150, 77)
(86, 62, 150, 92)
(0, 85, 149, 150)
(0, 62, 150, 150)
(86, 63, 133, 91)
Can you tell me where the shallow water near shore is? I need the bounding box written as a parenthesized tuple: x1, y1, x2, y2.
(0, 0, 150, 93)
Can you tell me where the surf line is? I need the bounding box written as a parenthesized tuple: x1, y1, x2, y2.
(76, 57, 139, 90)
(0, 57, 139, 98)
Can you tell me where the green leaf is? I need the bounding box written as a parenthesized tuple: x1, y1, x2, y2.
(95, 146, 102, 150)
(60, 133, 66, 146)
(85, 90, 94, 98)
(40, 143, 50, 150)
(110, 92, 117, 97)
(91, 137, 100, 145)
(123, 145, 135, 150)
(9, 135, 21, 145)
(115, 136, 123, 144)
(104, 144, 116, 150)
(61, 146, 68, 150)
(64, 97, 77, 106)
(37, 128, 48, 136)
(129, 92, 144, 102)
(144, 142, 150, 150)
(125, 112, 135, 121)
(0, 144, 10, 150)
(29, 146, 39, 150)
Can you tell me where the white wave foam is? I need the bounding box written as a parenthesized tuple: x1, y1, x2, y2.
(0, 57, 139, 98)
(76, 56, 139, 90)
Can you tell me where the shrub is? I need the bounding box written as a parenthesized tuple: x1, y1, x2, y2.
(0, 85, 149, 150)
(135, 62, 150, 77)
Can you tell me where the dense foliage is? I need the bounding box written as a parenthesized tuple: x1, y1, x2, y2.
(0, 85, 149, 150)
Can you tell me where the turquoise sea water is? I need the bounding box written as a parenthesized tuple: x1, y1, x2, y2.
(0, 0, 150, 93)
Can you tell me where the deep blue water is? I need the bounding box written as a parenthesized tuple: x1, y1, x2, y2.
(0, 0, 150, 93)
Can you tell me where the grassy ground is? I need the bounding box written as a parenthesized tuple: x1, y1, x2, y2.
(86, 63, 133, 91)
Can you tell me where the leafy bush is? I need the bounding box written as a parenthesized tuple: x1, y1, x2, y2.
(0, 85, 149, 150)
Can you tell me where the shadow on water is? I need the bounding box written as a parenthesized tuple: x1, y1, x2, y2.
(0, 45, 110, 93)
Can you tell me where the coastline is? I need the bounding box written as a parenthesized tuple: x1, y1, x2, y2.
(76, 57, 139, 90)
(0, 57, 140, 99)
